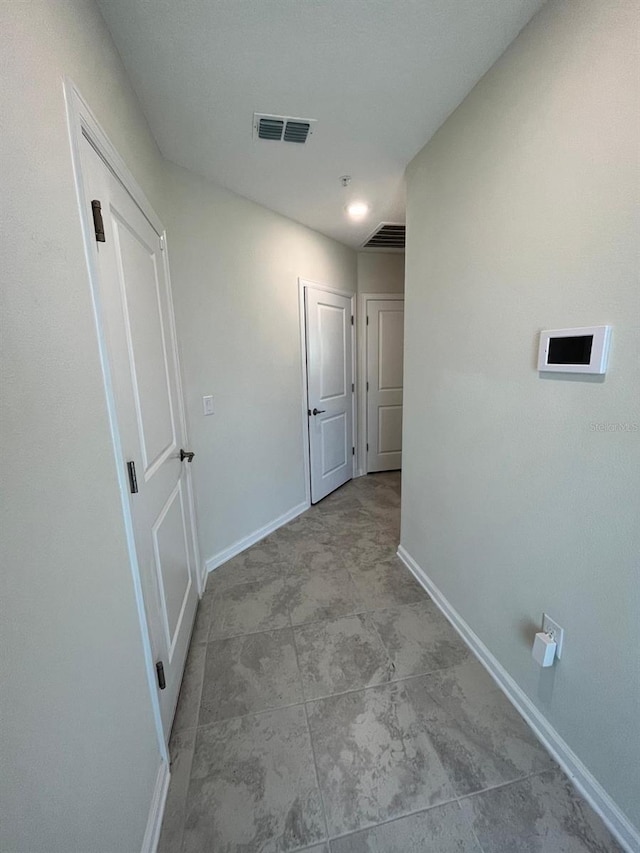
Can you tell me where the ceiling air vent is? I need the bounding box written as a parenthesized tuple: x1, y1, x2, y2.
(362, 223, 406, 251)
(253, 113, 316, 144)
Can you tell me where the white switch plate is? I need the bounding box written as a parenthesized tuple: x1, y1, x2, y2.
(202, 395, 214, 416)
(542, 613, 564, 659)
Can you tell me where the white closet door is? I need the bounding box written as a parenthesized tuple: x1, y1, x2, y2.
(367, 299, 404, 472)
(306, 287, 354, 503)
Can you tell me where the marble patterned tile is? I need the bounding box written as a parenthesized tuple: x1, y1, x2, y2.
(206, 554, 290, 591)
(215, 537, 278, 574)
(405, 671, 555, 796)
(369, 601, 471, 680)
(183, 706, 326, 853)
(458, 769, 624, 852)
(157, 727, 195, 853)
(189, 593, 213, 645)
(414, 657, 501, 705)
(327, 523, 399, 568)
(329, 801, 482, 852)
(171, 642, 206, 734)
(314, 486, 366, 515)
(306, 681, 455, 836)
(294, 613, 392, 700)
(279, 545, 348, 576)
(286, 566, 366, 626)
(347, 557, 428, 611)
(208, 576, 290, 640)
(199, 628, 303, 725)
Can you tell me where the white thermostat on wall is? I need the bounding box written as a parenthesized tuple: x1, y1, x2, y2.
(537, 325, 611, 374)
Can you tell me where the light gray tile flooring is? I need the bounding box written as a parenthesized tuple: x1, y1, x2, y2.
(158, 472, 623, 853)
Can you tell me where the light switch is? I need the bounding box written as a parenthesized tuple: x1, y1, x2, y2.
(202, 395, 214, 416)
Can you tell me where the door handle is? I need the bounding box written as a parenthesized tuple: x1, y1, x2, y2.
(180, 449, 195, 462)
(312, 408, 326, 416)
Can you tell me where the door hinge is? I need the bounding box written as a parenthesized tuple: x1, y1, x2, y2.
(127, 460, 138, 494)
(366, 316, 369, 325)
(352, 446, 355, 456)
(91, 200, 105, 243)
(156, 661, 166, 690)
(159, 235, 165, 251)
(351, 383, 355, 393)
(351, 315, 354, 325)
(367, 443, 369, 452)
(366, 381, 369, 392)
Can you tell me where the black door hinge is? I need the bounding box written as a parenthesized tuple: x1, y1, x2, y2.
(91, 200, 105, 242)
(366, 381, 369, 391)
(367, 443, 369, 451)
(352, 446, 355, 456)
(127, 460, 138, 494)
(351, 315, 354, 325)
(366, 316, 369, 325)
(352, 383, 355, 393)
(156, 661, 166, 690)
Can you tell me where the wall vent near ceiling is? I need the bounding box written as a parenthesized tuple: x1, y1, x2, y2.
(253, 113, 316, 144)
(362, 223, 406, 251)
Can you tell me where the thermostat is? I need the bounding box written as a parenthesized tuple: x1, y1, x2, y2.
(537, 325, 611, 375)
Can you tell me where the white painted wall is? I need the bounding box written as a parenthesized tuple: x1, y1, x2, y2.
(0, 2, 169, 851)
(162, 162, 357, 567)
(402, 0, 639, 835)
(357, 252, 405, 294)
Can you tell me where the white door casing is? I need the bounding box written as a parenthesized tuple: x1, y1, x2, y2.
(79, 135, 199, 742)
(304, 285, 354, 503)
(366, 298, 404, 472)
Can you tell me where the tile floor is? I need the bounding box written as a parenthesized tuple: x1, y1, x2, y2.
(158, 472, 622, 853)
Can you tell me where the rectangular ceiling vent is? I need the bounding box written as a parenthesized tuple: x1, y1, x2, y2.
(253, 113, 316, 144)
(362, 223, 406, 251)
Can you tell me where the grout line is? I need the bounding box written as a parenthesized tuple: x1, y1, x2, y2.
(454, 768, 557, 804)
(203, 591, 428, 643)
(190, 659, 476, 731)
(195, 699, 308, 731)
(325, 795, 461, 845)
(290, 625, 331, 847)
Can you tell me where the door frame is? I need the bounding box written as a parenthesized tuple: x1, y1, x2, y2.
(298, 278, 357, 506)
(357, 292, 405, 476)
(63, 78, 202, 762)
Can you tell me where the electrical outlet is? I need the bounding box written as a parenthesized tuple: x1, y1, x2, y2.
(542, 613, 564, 659)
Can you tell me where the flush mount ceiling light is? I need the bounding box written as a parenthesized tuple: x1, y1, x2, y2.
(346, 201, 369, 220)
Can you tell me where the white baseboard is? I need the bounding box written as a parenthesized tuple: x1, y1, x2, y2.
(397, 545, 639, 853)
(205, 500, 310, 573)
(141, 758, 170, 853)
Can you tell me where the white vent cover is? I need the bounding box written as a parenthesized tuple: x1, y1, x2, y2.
(253, 113, 316, 144)
(362, 223, 406, 251)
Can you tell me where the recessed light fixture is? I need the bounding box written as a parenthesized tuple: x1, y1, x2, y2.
(346, 201, 369, 220)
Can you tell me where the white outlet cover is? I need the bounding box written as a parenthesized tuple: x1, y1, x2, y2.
(542, 613, 564, 659)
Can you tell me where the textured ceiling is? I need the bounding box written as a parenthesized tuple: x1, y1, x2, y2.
(97, 0, 545, 248)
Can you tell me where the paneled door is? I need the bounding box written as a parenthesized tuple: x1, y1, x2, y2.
(366, 299, 404, 472)
(80, 136, 199, 741)
(305, 286, 354, 503)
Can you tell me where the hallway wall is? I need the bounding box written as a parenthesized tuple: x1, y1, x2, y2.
(402, 0, 639, 839)
(357, 252, 405, 294)
(163, 162, 356, 569)
(0, 1, 167, 850)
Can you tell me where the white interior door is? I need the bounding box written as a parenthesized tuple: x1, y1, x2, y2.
(81, 136, 199, 741)
(305, 287, 354, 503)
(367, 298, 404, 472)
